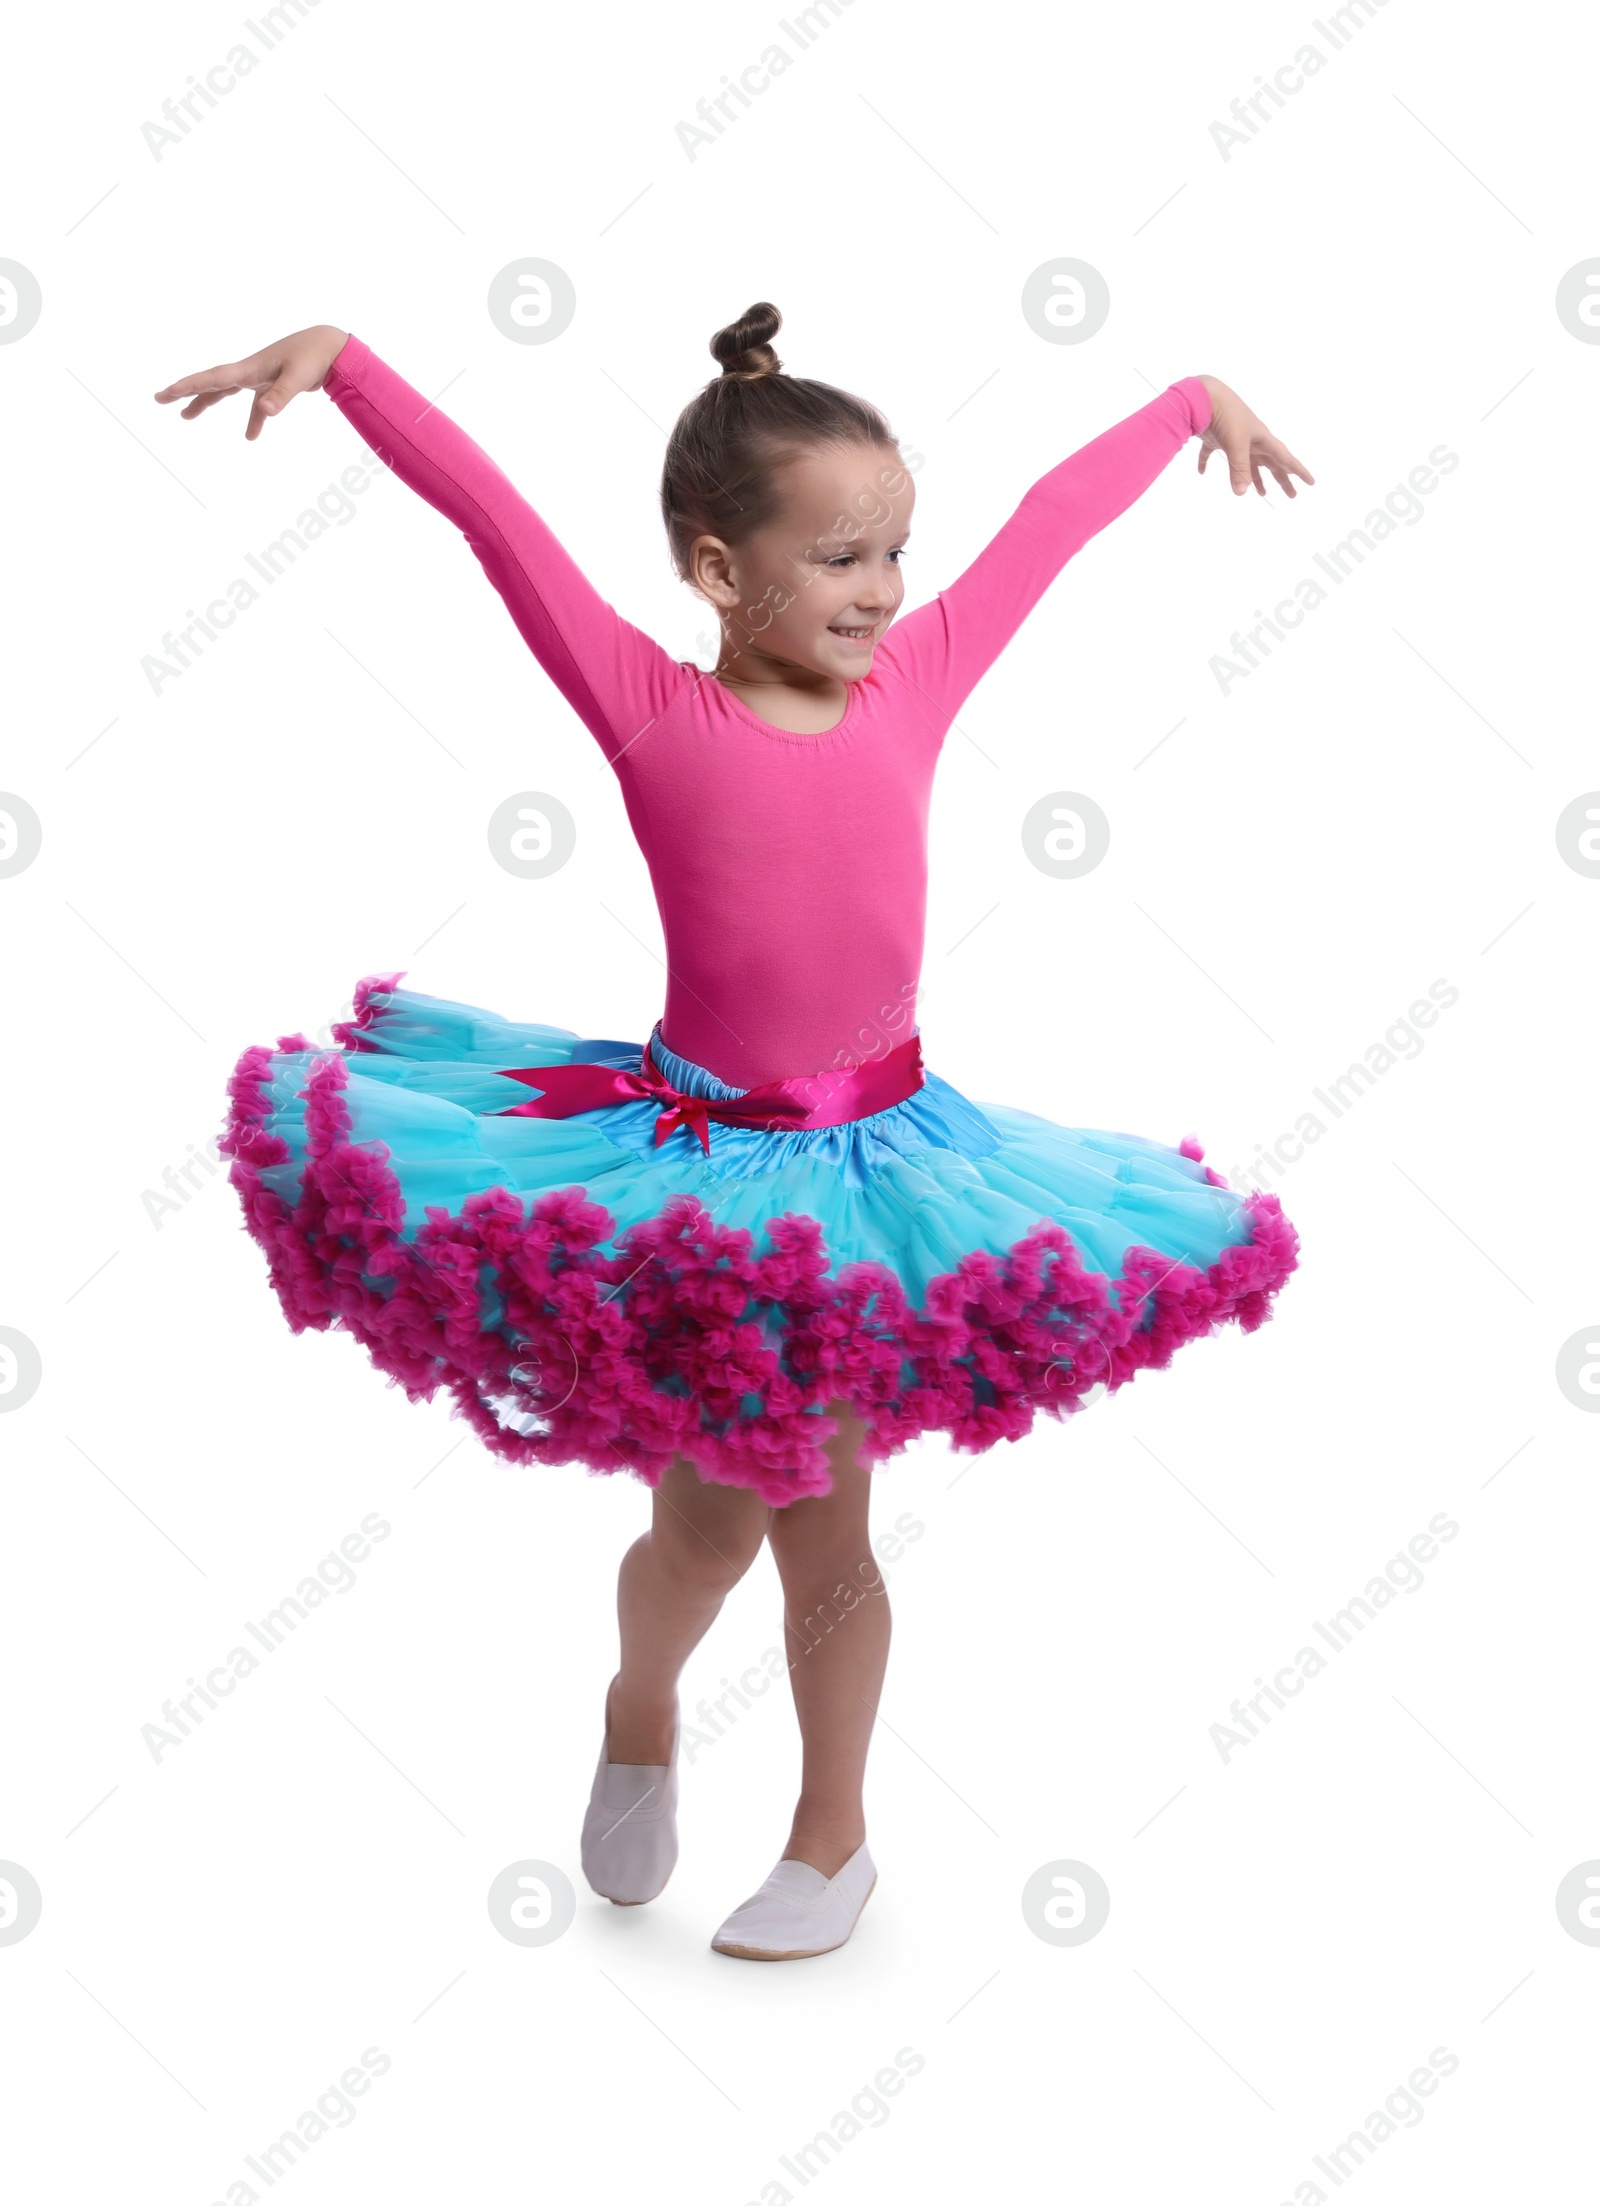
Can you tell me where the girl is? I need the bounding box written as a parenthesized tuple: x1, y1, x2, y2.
(156, 304, 1309, 1961)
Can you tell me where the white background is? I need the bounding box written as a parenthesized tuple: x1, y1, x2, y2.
(2, 0, 1596, 2198)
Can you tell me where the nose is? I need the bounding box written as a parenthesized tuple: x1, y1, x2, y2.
(851, 566, 900, 612)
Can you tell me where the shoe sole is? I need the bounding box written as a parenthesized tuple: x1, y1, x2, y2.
(711, 1873, 877, 1960)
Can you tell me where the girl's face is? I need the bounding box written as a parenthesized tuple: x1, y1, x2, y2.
(691, 440, 915, 684)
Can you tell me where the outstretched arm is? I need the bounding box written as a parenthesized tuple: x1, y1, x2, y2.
(877, 374, 1311, 727)
(156, 326, 686, 764)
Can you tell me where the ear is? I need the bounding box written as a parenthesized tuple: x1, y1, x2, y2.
(687, 533, 741, 608)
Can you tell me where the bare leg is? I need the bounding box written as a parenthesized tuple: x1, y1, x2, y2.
(606, 1456, 771, 1763)
(764, 1404, 890, 1877)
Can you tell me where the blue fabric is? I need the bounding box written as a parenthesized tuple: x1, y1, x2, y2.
(255, 983, 1258, 1310)
(616, 1024, 1003, 1191)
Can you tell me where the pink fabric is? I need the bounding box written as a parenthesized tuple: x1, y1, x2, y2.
(492, 1030, 925, 1151)
(329, 969, 406, 1052)
(324, 336, 1212, 1087)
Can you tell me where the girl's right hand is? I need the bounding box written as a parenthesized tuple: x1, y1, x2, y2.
(154, 324, 350, 441)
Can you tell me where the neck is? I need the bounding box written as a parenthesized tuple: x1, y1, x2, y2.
(714, 638, 837, 697)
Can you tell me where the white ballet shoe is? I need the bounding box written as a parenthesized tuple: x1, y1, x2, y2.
(579, 1690, 680, 1906)
(710, 1841, 877, 1960)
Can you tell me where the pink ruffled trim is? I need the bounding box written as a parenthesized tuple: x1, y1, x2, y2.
(217, 1034, 1300, 1506)
(330, 971, 407, 1052)
(1178, 1133, 1230, 1190)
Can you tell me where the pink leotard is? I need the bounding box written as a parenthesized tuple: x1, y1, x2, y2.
(324, 337, 1211, 1089)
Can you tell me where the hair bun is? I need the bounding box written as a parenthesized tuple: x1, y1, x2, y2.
(710, 301, 783, 380)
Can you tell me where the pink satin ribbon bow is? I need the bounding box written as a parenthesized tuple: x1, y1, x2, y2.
(492, 1031, 925, 1153)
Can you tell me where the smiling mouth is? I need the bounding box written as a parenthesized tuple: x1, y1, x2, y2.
(829, 623, 877, 644)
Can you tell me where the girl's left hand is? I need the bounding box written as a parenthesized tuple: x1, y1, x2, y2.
(1197, 377, 1314, 498)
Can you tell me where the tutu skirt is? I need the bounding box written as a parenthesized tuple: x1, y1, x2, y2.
(219, 975, 1299, 1504)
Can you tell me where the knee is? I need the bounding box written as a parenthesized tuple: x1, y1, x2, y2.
(651, 1517, 766, 1597)
(771, 1531, 886, 1612)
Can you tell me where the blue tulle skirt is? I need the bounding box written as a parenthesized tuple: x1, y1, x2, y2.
(220, 976, 1298, 1503)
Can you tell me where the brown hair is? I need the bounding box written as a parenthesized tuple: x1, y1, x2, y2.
(659, 302, 899, 583)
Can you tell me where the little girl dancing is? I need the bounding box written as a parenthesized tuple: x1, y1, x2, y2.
(156, 303, 1308, 1960)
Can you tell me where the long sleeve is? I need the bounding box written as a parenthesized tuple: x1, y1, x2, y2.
(877, 376, 1212, 726)
(322, 335, 688, 764)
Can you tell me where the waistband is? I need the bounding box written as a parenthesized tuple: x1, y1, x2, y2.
(489, 1026, 926, 1153)
(648, 1026, 763, 1102)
